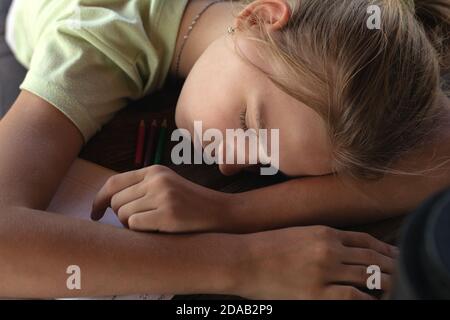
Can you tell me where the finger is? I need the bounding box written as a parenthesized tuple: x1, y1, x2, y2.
(340, 231, 398, 258)
(91, 169, 146, 221)
(333, 265, 392, 293)
(322, 285, 376, 300)
(128, 211, 161, 232)
(116, 195, 157, 227)
(110, 183, 147, 214)
(342, 247, 396, 274)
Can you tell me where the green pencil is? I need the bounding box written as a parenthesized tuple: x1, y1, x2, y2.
(153, 119, 168, 165)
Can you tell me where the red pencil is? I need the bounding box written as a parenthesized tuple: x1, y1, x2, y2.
(134, 120, 146, 168)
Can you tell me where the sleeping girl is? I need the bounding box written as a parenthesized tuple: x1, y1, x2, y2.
(92, 0, 450, 233)
(0, 0, 448, 299)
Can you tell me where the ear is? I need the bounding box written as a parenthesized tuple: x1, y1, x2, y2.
(236, 0, 291, 32)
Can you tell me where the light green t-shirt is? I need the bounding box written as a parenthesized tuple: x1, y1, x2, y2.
(9, 0, 189, 142)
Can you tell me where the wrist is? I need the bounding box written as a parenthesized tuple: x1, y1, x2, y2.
(168, 230, 256, 297)
(217, 233, 251, 297)
(189, 233, 249, 297)
(221, 233, 262, 299)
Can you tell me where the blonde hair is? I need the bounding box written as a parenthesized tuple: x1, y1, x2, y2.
(236, 0, 450, 179)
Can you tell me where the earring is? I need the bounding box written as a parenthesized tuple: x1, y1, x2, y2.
(227, 26, 236, 35)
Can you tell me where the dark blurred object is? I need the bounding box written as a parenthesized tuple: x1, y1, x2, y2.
(0, 0, 12, 35)
(392, 187, 450, 299)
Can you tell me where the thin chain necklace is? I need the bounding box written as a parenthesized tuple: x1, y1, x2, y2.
(175, 0, 227, 78)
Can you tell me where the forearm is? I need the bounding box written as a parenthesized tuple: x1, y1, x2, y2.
(0, 205, 242, 299)
(230, 169, 450, 233)
(234, 123, 450, 233)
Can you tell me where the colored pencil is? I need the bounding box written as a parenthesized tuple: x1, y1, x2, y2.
(153, 119, 168, 165)
(134, 120, 146, 168)
(144, 120, 159, 167)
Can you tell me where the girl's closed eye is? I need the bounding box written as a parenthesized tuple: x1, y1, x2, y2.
(240, 109, 249, 131)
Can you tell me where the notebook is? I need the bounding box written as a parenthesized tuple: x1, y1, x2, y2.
(47, 158, 172, 300)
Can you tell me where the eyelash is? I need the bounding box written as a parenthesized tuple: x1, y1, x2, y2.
(239, 109, 249, 131)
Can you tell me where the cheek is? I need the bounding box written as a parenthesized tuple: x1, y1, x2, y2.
(176, 89, 234, 135)
(175, 76, 210, 132)
(176, 80, 242, 136)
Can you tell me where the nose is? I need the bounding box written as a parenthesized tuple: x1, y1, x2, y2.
(212, 135, 262, 176)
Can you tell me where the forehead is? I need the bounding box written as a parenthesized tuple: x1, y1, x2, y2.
(258, 80, 332, 176)
(219, 36, 333, 175)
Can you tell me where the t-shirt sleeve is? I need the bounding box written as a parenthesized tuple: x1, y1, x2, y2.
(20, 22, 144, 143)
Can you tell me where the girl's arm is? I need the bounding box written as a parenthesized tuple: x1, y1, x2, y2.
(92, 132, 450, 234)
(0, 206, 241, 298)
(230, 158, 450, 233)
(230, 127, 450, 233)
(0, 91, 238, 298)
